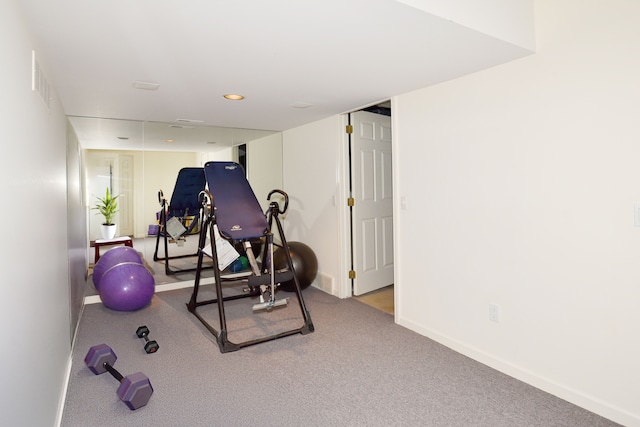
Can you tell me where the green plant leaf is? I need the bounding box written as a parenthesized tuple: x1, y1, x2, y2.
(92, 187, 119, 225)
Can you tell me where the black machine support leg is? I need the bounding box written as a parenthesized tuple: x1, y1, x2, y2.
(153, 201, 166, 263)
(187, 215, 212, 313)
(186, 214, 240, 353)
(268, 211, 314, 334)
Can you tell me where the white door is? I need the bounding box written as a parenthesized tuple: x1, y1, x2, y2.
(351, 110, 394, 296)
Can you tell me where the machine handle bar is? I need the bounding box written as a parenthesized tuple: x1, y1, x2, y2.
(267, 189, 288, 214)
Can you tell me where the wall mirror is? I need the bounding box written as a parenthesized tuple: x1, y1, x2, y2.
(70, 116, 283, 285)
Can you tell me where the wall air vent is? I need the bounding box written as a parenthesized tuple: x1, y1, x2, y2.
(32, 51, 50, 109)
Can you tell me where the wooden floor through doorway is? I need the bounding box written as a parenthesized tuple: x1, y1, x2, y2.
(354, 285, 394, 315)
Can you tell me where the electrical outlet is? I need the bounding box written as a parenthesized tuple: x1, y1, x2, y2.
(489, 303, 500, 323)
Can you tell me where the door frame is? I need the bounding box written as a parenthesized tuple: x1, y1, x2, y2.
(337, 113, 354, 299)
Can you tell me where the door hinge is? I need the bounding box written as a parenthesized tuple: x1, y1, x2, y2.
(345, 125, 353, 134)
(349, 270, 356, 279)
(347, 197, 355, 207)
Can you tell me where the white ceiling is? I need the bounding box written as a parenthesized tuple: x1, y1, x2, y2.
(17, 0, 532, 152)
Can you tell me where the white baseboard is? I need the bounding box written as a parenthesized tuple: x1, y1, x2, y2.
(396, 315, 640, 427)
(313, 272, 335, 295)
(55, 353, 73, 427)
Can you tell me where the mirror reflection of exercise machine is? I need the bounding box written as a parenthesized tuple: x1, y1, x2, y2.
(187, 161, 314, 353)
(154, 167, 206, 275)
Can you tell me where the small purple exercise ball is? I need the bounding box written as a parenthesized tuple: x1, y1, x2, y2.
(93, 246, 143, 291)
(99, 262, 155, 311)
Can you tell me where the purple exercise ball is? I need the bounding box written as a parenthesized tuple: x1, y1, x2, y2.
(99, 262, 155, 311)
(93, 246, 143, 291)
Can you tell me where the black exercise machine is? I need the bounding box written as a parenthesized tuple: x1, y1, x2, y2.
(153, 167, 206, 275)
(187, 161, 314, 352)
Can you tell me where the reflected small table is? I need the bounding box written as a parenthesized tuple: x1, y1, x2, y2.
(94, 236, 133, 263)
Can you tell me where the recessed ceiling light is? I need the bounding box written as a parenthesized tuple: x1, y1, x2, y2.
(223, 94, 244, 100)
(175, 118, 203, 123)
(132, 81, 160, 90)
(116, 136, 129, 140)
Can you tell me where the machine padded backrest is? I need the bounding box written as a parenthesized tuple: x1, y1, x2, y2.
(204, 161, 268, 241)
(169, 167, 206, 217)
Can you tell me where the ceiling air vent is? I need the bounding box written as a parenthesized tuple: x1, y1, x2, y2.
(169, 125, 195, 129)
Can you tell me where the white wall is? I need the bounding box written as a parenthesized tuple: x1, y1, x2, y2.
(393, 0, 640, 425)
(282, 116, 345, 295)
(0, 1, 73, 425)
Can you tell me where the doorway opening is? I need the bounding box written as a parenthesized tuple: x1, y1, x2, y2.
(347, 101, 394, 314)
(353, 284, 394, 315)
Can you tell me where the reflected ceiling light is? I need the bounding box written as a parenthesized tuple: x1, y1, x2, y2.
(165, 139, 175, 143)
(223, 94, 244, 100)
(207, 141, 217, 144)
(132, 81, 160, 90)
(175, 118, 203, 123)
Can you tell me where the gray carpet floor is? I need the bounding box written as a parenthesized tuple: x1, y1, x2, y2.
(62, 284, 620, 426)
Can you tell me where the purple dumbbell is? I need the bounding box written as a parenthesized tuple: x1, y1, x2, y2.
(84, 344, 154, 410)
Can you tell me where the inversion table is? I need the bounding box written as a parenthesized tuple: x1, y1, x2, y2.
(187, 161, 314, 352)
(154, 167, 206, 275)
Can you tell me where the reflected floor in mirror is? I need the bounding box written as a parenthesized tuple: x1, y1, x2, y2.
(88, 235, 215, 296)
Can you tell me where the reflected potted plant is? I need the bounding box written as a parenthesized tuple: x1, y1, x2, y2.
(93, 187, 119, 240)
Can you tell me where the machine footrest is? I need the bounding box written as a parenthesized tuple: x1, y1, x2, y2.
(252, 298, 289, 312)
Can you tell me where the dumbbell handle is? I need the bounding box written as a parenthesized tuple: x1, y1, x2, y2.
(141, 334, 151, 343)
(103, 362, 124, 383)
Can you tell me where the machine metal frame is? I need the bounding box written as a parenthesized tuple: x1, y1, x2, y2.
(153, 167, 206, 275)
(186, 161, 314, 352)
